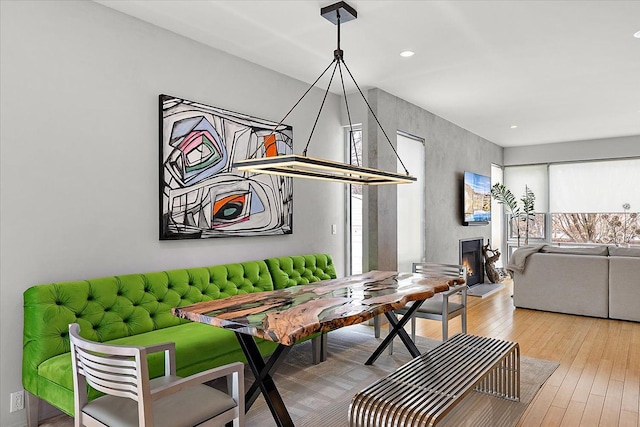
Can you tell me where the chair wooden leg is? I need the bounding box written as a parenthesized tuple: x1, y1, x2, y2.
(373, 315, 381, 338)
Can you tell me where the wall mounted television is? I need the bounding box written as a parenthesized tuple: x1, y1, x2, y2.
(463, 171, 491, 225)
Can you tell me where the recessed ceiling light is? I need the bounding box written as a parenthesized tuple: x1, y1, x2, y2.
(634, 30, 640, 38)
(510, 125, 518, 129)
(400, 50, 415, 58)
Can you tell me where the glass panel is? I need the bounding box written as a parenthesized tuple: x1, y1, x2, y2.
(396, 133, 425, 273)
(349, 129, 363, 274)
(491, 164, 504, 268)
(508, 213, 546, 242)
(551, 211, 640, 246)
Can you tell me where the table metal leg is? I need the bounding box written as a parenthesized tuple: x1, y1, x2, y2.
(235, 332, 294, 427)
(365, 300, 425, 365)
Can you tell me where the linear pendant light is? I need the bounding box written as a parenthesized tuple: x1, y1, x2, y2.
(233, 1, 416, 185)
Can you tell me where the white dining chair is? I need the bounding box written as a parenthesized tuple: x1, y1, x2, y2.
(69, 323, 244, 427)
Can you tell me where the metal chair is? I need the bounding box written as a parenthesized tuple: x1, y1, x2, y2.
(69, 323, 244, 427)
(374, 262, 468, 345)
(404, 262, 468, 341)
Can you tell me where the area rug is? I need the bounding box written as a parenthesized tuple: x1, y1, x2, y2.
(467, 283, 504, 297)
(40, 325, 557, 427)
(245, 324, 557, 426)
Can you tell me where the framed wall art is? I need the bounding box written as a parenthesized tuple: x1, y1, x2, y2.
(159, 94, 293, 239)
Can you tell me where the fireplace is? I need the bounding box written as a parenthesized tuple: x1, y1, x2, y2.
(459, 238, 484, 287)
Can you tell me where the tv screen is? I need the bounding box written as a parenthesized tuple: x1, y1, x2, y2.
(463, 171, 491, 224)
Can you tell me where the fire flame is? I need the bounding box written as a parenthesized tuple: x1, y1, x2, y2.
(462, 257, 474, 276)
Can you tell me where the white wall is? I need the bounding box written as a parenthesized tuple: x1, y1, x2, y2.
(503, 134, 640, 165)
(0, 2, 344, 426)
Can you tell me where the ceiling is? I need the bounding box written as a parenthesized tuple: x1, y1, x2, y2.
(95, 0, 640, 148)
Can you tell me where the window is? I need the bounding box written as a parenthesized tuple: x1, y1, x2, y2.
(396, 132, 425, 273)
(504, 158, 640, 248)
(508, 213, 546, 241)
(551, 212, 639, 246)
(347, 128, 363, 274)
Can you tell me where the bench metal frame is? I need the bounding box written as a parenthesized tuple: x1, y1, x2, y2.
(349, 334, 520, 427)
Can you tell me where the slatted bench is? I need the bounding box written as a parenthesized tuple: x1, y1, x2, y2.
(349, 334, 520, 427)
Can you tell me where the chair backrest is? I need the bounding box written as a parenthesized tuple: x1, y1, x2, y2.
(69, 323, 158, 425)
(412, 262, 467, 285)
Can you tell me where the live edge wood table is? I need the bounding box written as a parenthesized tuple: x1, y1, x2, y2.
(172, 270, 455, 427)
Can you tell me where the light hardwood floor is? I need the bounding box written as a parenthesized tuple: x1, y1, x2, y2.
(412, 279, 640, 427)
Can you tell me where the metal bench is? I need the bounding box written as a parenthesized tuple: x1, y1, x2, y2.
(349, 334, 520, 427)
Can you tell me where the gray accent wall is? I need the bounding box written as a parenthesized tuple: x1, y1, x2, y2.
(346, 89, 504, 271)
(0, 2, 344, 426)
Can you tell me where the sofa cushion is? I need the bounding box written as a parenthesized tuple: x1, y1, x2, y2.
(609, 256, 640, 322)
(608, 246, 640, 257)
(266, 254, 337, 289)
(540, 245, 609, 256)
(513, 253, 609, 318)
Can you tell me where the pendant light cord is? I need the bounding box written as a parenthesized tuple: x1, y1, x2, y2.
(339, 61, 360, 168)
(246, 59, 336, 160)
(342, 60, 411, 176)
(303, 61, 339, 156)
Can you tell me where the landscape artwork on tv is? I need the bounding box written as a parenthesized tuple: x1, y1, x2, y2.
(463, 171, 492, 223)
(159, 95, 293, 239)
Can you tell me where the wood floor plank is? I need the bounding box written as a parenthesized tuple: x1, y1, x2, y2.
(542, 404, 566, 426)
(600, 379, 624, 426)
(621, 376, 639, 414)
(581, 394, 606, 427)
(619, 410, 639, 427)
(560, 400, 586, 427)
(519, 384, 560, 426)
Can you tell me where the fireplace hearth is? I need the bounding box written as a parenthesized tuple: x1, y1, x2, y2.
(459, 238, 484, 287)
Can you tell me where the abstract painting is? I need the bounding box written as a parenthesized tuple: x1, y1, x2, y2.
(159, 95, 293, 239)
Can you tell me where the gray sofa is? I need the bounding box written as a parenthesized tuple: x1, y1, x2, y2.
(508, 245, 640, 322)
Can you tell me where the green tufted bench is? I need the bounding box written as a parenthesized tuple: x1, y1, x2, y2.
(265, 254, 337, 289)
(23, 254, 336, 427)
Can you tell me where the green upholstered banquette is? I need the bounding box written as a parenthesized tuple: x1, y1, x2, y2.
(265, 253, 337, 289)
(22, 254, 336, 426)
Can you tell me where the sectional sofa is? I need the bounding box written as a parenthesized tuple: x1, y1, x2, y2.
(509, 245, 640, 321)
(22, 253, 336, 427)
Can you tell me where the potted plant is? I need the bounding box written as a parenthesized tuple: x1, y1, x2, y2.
(491, 183, 536, 247)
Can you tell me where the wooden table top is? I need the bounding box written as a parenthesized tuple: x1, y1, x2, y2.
(172, 270, 457, 346)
